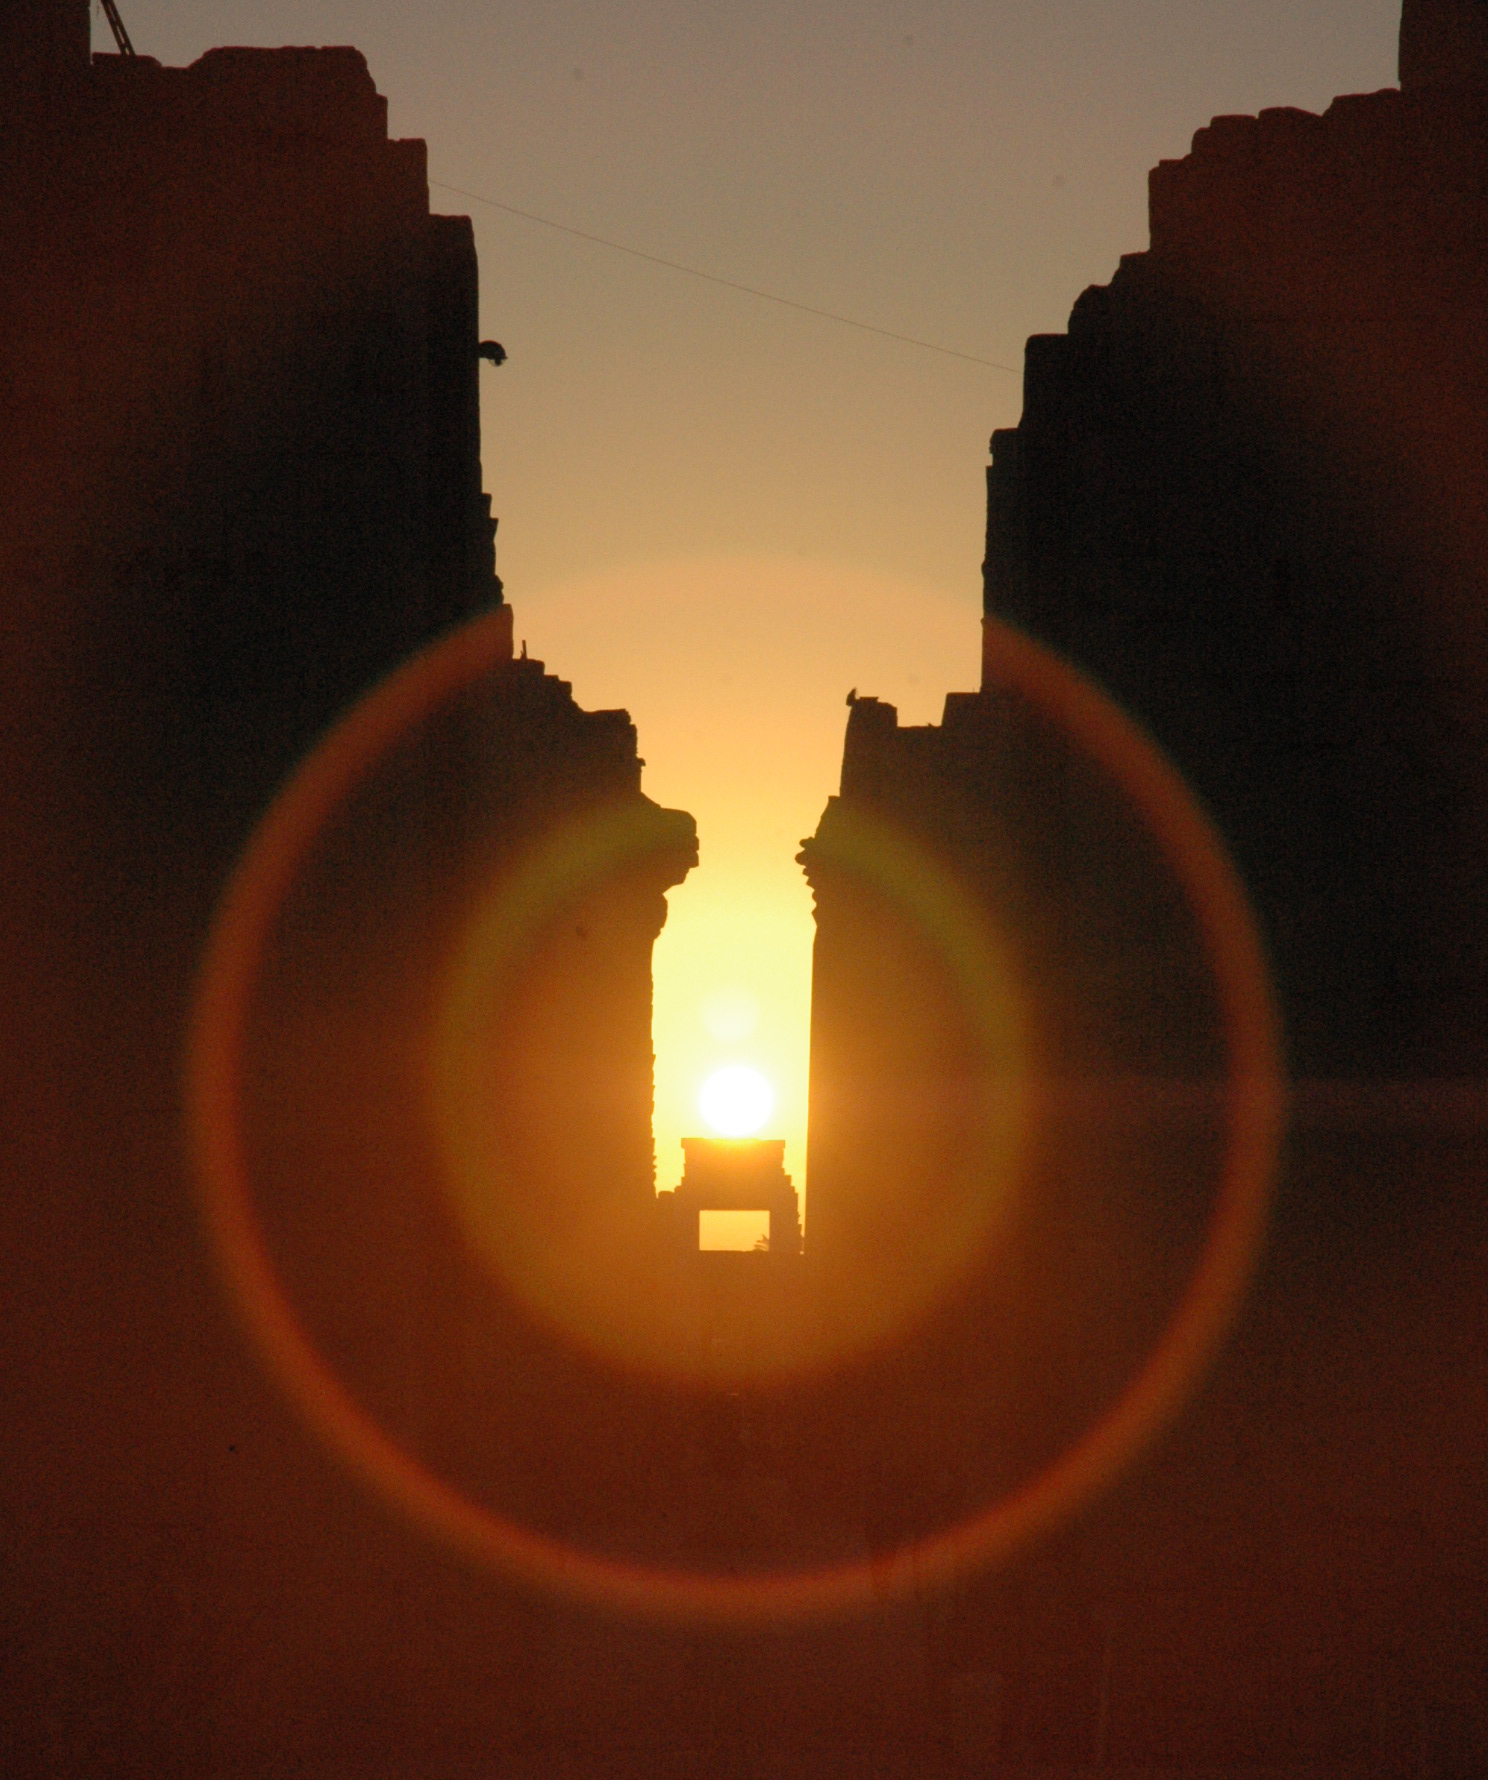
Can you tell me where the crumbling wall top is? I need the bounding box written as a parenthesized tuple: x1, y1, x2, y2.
(87, 44, 389, 142)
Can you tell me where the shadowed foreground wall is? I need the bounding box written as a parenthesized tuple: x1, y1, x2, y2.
(985, 1, 1488, 1077)
(1, 13, 502, 844)
(801, 1, 1488, 1769)
(0, 15, 721, 1777)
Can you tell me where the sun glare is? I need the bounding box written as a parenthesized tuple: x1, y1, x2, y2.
(518, 554, 985, 1193)
(701, 988, 760, 1043)
(699, 1065, 774, 1137)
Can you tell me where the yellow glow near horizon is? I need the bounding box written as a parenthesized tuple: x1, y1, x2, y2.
(698, 1209, 771, 1252)
(511, 554, 984, 1203)
(701, 988, 760, 1043)
(654, 873, 810, 1182)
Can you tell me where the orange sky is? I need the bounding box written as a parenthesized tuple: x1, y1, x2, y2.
(119, 0, 1401, 1190)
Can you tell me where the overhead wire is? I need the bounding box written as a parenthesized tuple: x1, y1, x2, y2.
(429, 179, 1020, 374)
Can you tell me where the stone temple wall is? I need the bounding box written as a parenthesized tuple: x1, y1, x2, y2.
(983, 31, 1488, 1077)
(0, 16, 703, 1775)
(797, 4, 1488, 1768)
(2, 12, 503, 851)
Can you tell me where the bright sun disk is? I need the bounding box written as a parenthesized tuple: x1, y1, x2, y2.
(698, 1065, 774, 1137)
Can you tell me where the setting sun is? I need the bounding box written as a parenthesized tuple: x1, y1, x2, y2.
(698, 1065, 774, 1137)
(514, 554, 983, 1194)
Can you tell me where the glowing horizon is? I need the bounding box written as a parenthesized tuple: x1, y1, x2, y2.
(505, 553, 984, 1203)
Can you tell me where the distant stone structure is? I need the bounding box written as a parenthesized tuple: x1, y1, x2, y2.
(657, 1139, 803, 1258)
(649, 1138, 804, 1386)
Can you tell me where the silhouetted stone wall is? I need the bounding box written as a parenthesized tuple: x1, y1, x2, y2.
(798, 5, 1488, 1771)
(984, 61, 1488, 1076)
(449, 655, 697, 1240)
(1400, 0, 1488, 86)
(2, 12, 502, 862)
(0, 20, 716, 1778)
(658, 1139, 802, 1258)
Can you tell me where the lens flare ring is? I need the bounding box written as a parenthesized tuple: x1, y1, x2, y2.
(188, 610, 1284, 1628)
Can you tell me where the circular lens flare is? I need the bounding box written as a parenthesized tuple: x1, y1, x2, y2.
(699, 1065, 774, 1136)
(188, 608, 1284, 1628)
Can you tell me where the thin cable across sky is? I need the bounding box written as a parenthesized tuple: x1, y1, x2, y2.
(430, 178, 1020, 374)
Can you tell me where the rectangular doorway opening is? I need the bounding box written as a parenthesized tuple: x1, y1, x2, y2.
(698, 1209, 771, 1252)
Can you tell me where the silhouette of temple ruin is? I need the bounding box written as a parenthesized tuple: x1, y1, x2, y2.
(658, 1139, 803, 1259)
(0, 11, 703, 1773)
(8, 0, 1488, 1774)
(2, 0, 698, 1294)
(808, 0, 1488, 1093)
(798, 1, 1488, 1770)
(3, 6, 512, 845)
(984, 0, 1488, 1079)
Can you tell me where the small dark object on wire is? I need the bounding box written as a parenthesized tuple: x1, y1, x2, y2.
(100, 0, 136, 56)
(478, 340, 507, 366)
